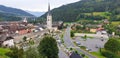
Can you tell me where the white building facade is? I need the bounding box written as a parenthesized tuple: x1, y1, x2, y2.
(3, 39, 14, 47)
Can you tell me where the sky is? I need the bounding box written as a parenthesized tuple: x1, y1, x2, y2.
(0, 0, 79, 12)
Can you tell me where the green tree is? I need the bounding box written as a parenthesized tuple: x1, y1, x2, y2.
(104, 38, 120, 54)
(103, 24, 116, 34)
(6, 47, 24, 58)
(38, 36, 59, 58)
(71, 31, 75, 37)
(25, 47, 43, 58)
(83, 35, 87, 40)
(23, 36, 27, 42)
(101, 49, 115, 58)
(81, 54, 85, 57)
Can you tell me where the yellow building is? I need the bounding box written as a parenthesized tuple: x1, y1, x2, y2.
(90, 29, 97, 33)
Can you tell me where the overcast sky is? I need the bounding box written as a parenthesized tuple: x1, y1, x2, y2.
(0, 0, 79, 12)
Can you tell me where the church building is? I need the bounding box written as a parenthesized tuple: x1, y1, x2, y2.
(46, 3, 52, 29)
(46, 3, 64, 31)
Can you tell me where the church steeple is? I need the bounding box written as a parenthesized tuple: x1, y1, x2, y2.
(48, 3, 51, 15)
(46, 3, 52, 29)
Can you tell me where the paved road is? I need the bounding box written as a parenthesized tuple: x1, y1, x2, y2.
(55, 34, 69, 58)
(64, 27, 74, 48)
(63, 27, 96, 58)
(58, 47, 69, 58)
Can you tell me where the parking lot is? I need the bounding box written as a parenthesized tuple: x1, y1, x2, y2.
(74, 37, 108, 52)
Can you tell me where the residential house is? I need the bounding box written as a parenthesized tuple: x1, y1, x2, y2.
(2, 36, 14, 47)
(0, 35, 6, 46)
(103, 19, 109, 24)
(90, 29, 97, 33)
(0, 34, 14, 47)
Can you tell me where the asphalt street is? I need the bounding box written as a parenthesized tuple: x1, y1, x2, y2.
(63, 27, 96, 58)
(58, 47, 69, 58)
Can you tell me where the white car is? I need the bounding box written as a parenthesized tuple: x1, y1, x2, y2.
(86, 48, 92, 52)
(76, 42, 81, 46)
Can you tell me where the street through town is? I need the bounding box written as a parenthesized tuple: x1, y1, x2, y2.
(63, 27, 96, 58)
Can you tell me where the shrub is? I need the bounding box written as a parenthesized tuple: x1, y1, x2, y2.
(101, 50, 115, 58)
(81, 54, 85, 57)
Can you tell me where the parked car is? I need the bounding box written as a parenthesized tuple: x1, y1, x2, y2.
(76, 42, 81, 46)
(86, 47, 92, 52)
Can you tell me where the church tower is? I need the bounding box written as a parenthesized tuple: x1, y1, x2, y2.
(23, 17, 27, 23)
(47, 3, 52, 29)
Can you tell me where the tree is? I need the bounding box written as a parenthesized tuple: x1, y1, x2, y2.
(23, 36, 27, 42)
(101, 49, 115, 58)
(38, 36, 59, 58)
(82, 35, 87, 40)
(81, 54, 85, 57)
(25, 47, 43, 58)
(6, 47, 24, 58)
(104, 24, 116, 34)
(104, 38, 120, 54)
(71, 31, 75, 37)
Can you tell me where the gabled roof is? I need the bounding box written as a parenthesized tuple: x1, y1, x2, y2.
(0, 35, 7, 41)
(0, 35, 14, 41)
(70, 52, 82, 58)
(5, 36, 14, 41)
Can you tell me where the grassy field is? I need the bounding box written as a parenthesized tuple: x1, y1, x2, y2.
(0, 48, 10, 58)
(84, 12, 111, 19)
(84, 12, 110, 16)
(116, 15, 120, 18)
(111, 21, 120, 26)
(90, 52, 106, 58)
(93, 12, 106, 16)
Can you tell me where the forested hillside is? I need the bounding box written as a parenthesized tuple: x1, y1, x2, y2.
(0, 5, 34, 21)
(39, 0, 120, 22)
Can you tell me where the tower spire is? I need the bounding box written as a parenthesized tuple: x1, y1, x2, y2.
(48, 3, 51, 15)
(47, 2, 52, 29)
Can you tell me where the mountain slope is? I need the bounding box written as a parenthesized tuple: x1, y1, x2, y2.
(0, 5, 34, 16)
(39, 0, 120, 22)
(26, 11, 45, 17)
(0, 5, 34, 21)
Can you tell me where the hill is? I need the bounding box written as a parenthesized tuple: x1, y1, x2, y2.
(0, 5, 34, 21)
(26, 11, 45, 17)
(39, 0, 120, 22)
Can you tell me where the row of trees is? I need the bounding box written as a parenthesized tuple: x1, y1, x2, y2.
(6, 36, 59, 58)
(104, 24, 120, 36)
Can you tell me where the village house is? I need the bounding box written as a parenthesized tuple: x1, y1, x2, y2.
(90, 28, 97, 33)
(0, 34, 14, 47)
(0, 18, 35, 35)
(2, 36, 14, 47)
